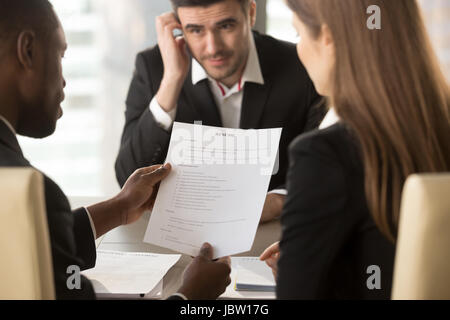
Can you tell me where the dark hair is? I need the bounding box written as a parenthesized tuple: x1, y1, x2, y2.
(170, 0, 250, 13)
(287, 0, 450, 242)
(0, 0, 59, 53)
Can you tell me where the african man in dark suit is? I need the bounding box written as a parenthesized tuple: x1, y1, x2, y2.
(0, 0, 230, 300)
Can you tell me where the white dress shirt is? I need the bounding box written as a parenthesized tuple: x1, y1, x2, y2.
(149, 33, 264, 130)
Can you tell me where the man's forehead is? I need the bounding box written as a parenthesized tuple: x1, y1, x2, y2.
(177, 1, 243, 26)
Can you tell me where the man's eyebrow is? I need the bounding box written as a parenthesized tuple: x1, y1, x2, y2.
(215, 18, 238, 26)
(184, 18, 238, 30)
(185, 23, 204, 30)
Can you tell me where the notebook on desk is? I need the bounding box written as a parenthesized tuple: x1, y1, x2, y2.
(220, 257, 276, 300)
(234, 257, 276, 292)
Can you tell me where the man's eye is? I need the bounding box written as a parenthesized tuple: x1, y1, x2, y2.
(190, 28, 202, 34)
(220, 24, 234, 30)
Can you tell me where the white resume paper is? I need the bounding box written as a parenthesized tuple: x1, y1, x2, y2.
(82, 251, 181, 296)
(144, 122, 282, 259)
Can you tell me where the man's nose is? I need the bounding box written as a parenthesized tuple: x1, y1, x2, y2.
(205, 31, 223, 56)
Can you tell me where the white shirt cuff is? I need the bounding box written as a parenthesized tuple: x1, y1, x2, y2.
(149, 97, 176, 131)
(84, 207, 97, 240)
(170, 293, 188, 300)
(268, 189, 287, 196)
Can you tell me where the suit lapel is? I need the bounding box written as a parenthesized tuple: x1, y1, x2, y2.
(240, 81, 272, 129)
(182, 75, 223, 127)
(240, 32, 273, 129)
(0, 120, 23, 157)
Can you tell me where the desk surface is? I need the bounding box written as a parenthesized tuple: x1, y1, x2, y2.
(70, 196, 281, 299)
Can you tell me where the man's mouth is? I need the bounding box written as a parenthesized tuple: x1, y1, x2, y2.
(204, 52, 232, 67)
(208, 57, 228, 67)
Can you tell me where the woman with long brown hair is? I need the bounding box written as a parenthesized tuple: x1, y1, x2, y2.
(261, 0, 449, 299)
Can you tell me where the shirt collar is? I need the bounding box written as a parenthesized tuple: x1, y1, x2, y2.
(319, 108, 340, 130)
(0, 114, 23, 157)
(0, 114, 16, 135)
(191, 33, 265, 92)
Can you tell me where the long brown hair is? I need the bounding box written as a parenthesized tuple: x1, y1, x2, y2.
(287, 0, 450, 242)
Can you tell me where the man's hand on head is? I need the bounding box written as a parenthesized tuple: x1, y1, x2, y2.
(155, 12, 190, 113)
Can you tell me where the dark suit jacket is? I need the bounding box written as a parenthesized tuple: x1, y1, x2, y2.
(115, 31, 324, 189)
(0, 120, 96, 300)
(277, 123, 396, 299)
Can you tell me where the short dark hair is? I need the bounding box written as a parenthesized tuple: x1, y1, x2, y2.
(170, 0, 250, 13)
(0, 0, 59, 53)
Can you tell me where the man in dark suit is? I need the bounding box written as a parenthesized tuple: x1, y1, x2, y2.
(115, 0, 324, 223)
(0, 0, 230, 300)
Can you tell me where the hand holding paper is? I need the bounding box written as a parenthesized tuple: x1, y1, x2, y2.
(178, 243, 231, 300)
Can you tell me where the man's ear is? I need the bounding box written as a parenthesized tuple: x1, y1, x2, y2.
(16, 30, 36, 70)
(249, 0, 257, 28)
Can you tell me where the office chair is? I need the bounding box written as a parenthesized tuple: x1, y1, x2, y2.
(392, 173, 450, 300)
(0, 168, 55, 300)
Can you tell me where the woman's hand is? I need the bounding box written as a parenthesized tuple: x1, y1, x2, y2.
(259, 241, 280, 279)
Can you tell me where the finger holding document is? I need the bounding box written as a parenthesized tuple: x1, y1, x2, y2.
(87, 163, 172, 238)
(178, 243, 232, 300)
(114, 163, 172, 225)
